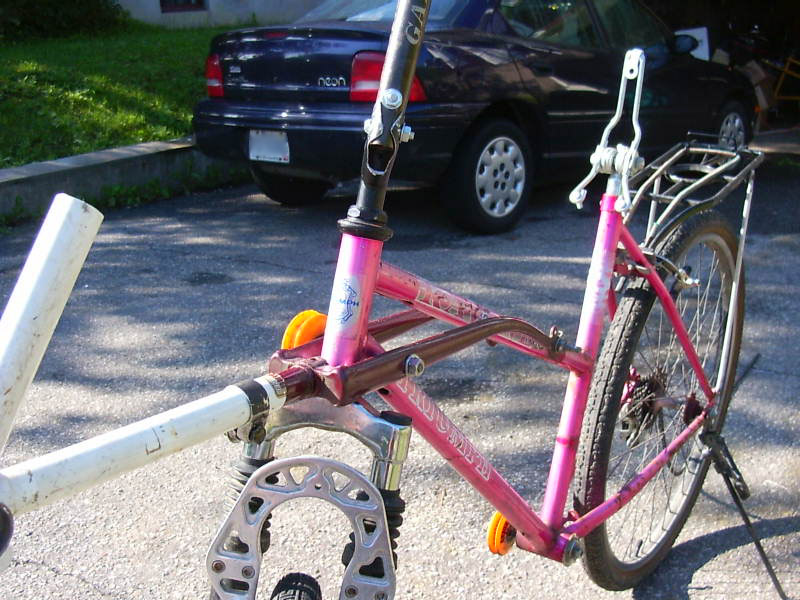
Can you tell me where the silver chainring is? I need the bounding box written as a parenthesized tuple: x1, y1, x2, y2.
(207, 455, 396, 600)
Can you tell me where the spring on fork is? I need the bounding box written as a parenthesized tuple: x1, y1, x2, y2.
(227, 454, 277, 552)
(341, 489, 406, 576)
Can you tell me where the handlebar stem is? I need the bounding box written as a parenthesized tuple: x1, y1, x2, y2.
(338, 0, 432, 241)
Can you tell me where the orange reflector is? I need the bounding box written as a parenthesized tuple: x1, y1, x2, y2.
(281, 310, 328, 349)
(487, 511, 515, 555)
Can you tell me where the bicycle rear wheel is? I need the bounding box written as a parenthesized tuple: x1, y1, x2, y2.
(574, 211, 743, 590)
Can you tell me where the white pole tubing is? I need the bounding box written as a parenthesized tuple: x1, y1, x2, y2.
(0, 194, 104, 453)
(0, 386, 251, 515)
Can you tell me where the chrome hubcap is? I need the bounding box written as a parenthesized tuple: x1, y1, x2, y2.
(719, 111, 746, 150)
(474, 136, 525, 218)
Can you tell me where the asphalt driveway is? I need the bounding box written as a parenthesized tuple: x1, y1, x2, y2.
(0, 157, 798, 599)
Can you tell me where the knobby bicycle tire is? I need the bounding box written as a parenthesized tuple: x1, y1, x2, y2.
(209, 572, 322, 600)
(574, 210, 744, 590)
(270, 572, 323, 600)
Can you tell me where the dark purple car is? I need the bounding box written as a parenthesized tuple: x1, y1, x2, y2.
(192, 0, 754, 232)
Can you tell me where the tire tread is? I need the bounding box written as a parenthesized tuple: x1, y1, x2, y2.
(270, 572, 323, 600)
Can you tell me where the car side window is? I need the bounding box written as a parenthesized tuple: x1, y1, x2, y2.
(498, 0, 600, 48)
(592, 0, 669, 49)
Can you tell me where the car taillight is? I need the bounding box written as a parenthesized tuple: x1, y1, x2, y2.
(206, 54, 224, 98)
(350, 51, 426, 102)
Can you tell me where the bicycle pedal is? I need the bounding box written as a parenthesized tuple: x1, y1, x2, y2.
(487, 512, 516, 555)
(207, 456, 396, 600)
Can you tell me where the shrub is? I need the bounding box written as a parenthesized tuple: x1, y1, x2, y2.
(1, 0, 129, 41)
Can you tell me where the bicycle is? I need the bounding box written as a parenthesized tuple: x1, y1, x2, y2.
(0, 1, 773, 598)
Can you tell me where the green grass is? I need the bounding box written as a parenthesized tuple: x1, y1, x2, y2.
(0, 22, 233, 169)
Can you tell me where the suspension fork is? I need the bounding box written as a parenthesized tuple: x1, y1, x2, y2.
(226, 398, 414, 568)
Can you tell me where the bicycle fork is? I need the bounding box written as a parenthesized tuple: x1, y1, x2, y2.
(208, 398, 413, 600)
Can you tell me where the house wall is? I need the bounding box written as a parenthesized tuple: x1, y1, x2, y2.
(117, 0, 324, 27)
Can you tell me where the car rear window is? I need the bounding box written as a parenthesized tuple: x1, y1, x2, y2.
(296, 0, 464, 24)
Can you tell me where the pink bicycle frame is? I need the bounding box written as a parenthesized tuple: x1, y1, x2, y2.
(313, 188, 715, 562)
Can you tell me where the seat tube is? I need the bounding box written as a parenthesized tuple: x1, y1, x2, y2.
(540, 179, 624, 529)
(322, 0, 431, 367)
(321, 234, 383, 367)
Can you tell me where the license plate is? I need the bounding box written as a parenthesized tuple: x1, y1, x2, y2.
(249, 130, 290, 163)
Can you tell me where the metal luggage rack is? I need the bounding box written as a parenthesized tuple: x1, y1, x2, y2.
(625, 134, 765, 248)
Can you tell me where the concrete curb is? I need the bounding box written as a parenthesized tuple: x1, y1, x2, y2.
(2, 128, 797, 219)
(0, 137, 237, 217)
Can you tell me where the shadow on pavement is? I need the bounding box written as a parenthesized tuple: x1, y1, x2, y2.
(634, 515, 800, 599)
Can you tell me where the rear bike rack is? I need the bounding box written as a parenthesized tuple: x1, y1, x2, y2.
(207, 456, 396, 600)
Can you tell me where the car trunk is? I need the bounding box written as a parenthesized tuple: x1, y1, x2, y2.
(212, 23, 390, 103)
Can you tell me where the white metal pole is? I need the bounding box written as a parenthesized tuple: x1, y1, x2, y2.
(0, 194, 104, 454)
(0, 385, 252, 515)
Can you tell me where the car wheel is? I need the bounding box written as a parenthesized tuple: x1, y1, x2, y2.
(250, 165, 329, 206)
(717, 100, 751, 150)
(442, 118, 533, 233)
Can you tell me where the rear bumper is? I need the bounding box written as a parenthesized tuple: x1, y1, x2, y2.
(192, 99, 482, 184)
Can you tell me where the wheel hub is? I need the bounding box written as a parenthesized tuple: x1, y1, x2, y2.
(474, 136, 525, 218)
(620, 371, 666, 446)
(719, 112, 746, 150)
